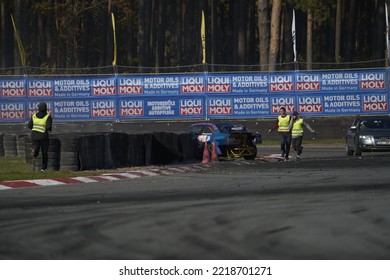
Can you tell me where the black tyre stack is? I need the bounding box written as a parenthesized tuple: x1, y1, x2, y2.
(0, 134, 4, 157)
(3, 134, 18, 157)
(58, 134, 81, 171)
(17, 134, 27, 157)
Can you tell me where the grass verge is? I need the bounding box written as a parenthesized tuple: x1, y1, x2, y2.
(0, 157, 99, 182)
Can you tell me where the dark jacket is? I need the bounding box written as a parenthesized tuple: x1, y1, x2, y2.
(28, 102, 52, 140)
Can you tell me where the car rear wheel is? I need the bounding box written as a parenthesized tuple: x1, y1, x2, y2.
(243, 143, 257, 160)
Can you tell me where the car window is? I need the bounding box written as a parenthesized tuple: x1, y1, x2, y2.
(188, 125, 203, 134)
(217, 123, 247, 133)
(360, 119, 390, 129)
(201, 126, 214, 134)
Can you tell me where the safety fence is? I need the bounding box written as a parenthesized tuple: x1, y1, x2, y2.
(0, 68, 389, 123)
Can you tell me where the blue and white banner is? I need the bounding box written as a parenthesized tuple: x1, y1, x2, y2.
(0, 69, 389, 122)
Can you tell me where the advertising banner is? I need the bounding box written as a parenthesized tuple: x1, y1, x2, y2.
(118, 96, 206, 119)
(0, 78, 26, 98)
(0, 69, 389, 122)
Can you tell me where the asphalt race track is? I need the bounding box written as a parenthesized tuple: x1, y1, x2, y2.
(0, 145, 390, 260)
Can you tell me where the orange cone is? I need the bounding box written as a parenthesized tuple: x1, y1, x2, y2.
(211, 141, 219, 162)
(202, 142, 210, 163)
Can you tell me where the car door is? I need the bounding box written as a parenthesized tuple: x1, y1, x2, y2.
(346, 119, 359, 150)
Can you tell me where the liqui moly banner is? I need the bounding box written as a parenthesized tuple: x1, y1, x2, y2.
(28, 79, 53, 98)
(142, 75, 180, 95)
(208, 95, 269, 118)
(0, 101, 25, 120)
(52, 78, 91, 98)
(50, 99, 116, 121)
(118, 97, 206, 119)
(0, 69, 390, 122)
(0, 78, 26, 98)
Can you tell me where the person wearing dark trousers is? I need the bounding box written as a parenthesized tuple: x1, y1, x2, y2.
(28, 102, 52, 171)
(289, 111, 316, 161)
(268, 107, 292, 161)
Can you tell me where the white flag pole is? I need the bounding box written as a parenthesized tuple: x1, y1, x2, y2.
(385, 3, 389, 66)
(292, 9, 298, 70)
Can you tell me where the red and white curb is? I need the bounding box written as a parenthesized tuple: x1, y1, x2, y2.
(0, 164, 209, 191)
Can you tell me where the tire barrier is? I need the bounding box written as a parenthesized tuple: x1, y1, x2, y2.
(17, 135, 27, 157)
(3, 134, 18, 157)
(0, 134, 4, 157)
(177, 132, 196, 161)
(2, 131, 196, 171)
(78, 133, 114, 170)
(127, 133, 146, 167)
(144, 133, 183, 165)
(24, 136, 61, 171)
(57, 133, 81, 171)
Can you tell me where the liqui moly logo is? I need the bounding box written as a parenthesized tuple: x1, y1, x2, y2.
(1, 80, 25, 97)
(91, 100, 116, 117)
(298, 97, 323, 113)
(296, 74, 320, 91)
(28, 102, 52, 118)
(360, 73, 385, 90)
(270, 97, 294, 113)
(180, 99, 203, 115)
(0, 103, 25, 119)
(206, 76, 231, 93)
(118, 78, 143, 94)
(362, 94, 388, 111)
(180, 77, 205, 93)
(92, 79, 116, 95)
(208, 99, 232, 115)
(28, 80, 53, 97)
(120, 100, 144, 116)
(269, 75, 294, 92)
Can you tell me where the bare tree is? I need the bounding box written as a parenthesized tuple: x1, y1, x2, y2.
(335, 0, 342, 63)
(306, 6, 313, 70)
(257, 0, 269, 71)
(268, 0, 282, 72)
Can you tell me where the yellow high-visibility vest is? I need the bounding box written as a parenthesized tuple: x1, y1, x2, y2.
(292, 118, 304, 137)
(32, 113, 49, 133)
(278, 115, 290, 132)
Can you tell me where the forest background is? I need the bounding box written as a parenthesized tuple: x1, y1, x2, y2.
(0, 0, 389, 75)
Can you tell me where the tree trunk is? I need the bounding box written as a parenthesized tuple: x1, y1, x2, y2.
(374, 0, 385, 65)
(257, 0, 269, 71)
(268, 0, 282, 72)
(306, 7, 313, 70)
(13, 0, 23, 70)
(237, 1, 246, 65)
(211, 0, 217, 70)
(335, 0, 342, 63)
(345, 0, 356, 64)
(1, 2, 13, 67)
(176, 0, 183, 65)
(138, 0, 152, 69)
(156, 0, 166, 71)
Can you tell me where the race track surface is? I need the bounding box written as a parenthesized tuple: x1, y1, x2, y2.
(0, 145, 390, 259)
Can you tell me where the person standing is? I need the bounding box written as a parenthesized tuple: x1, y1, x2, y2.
(289, 111, 316, 161)
(268, 107, 292, 161)
(28, 102, 52, 171)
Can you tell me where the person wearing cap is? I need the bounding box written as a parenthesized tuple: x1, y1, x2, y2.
(28, 102, 53, 171)
(268, 107, 292, 161)
(289, 111, 316, 161)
